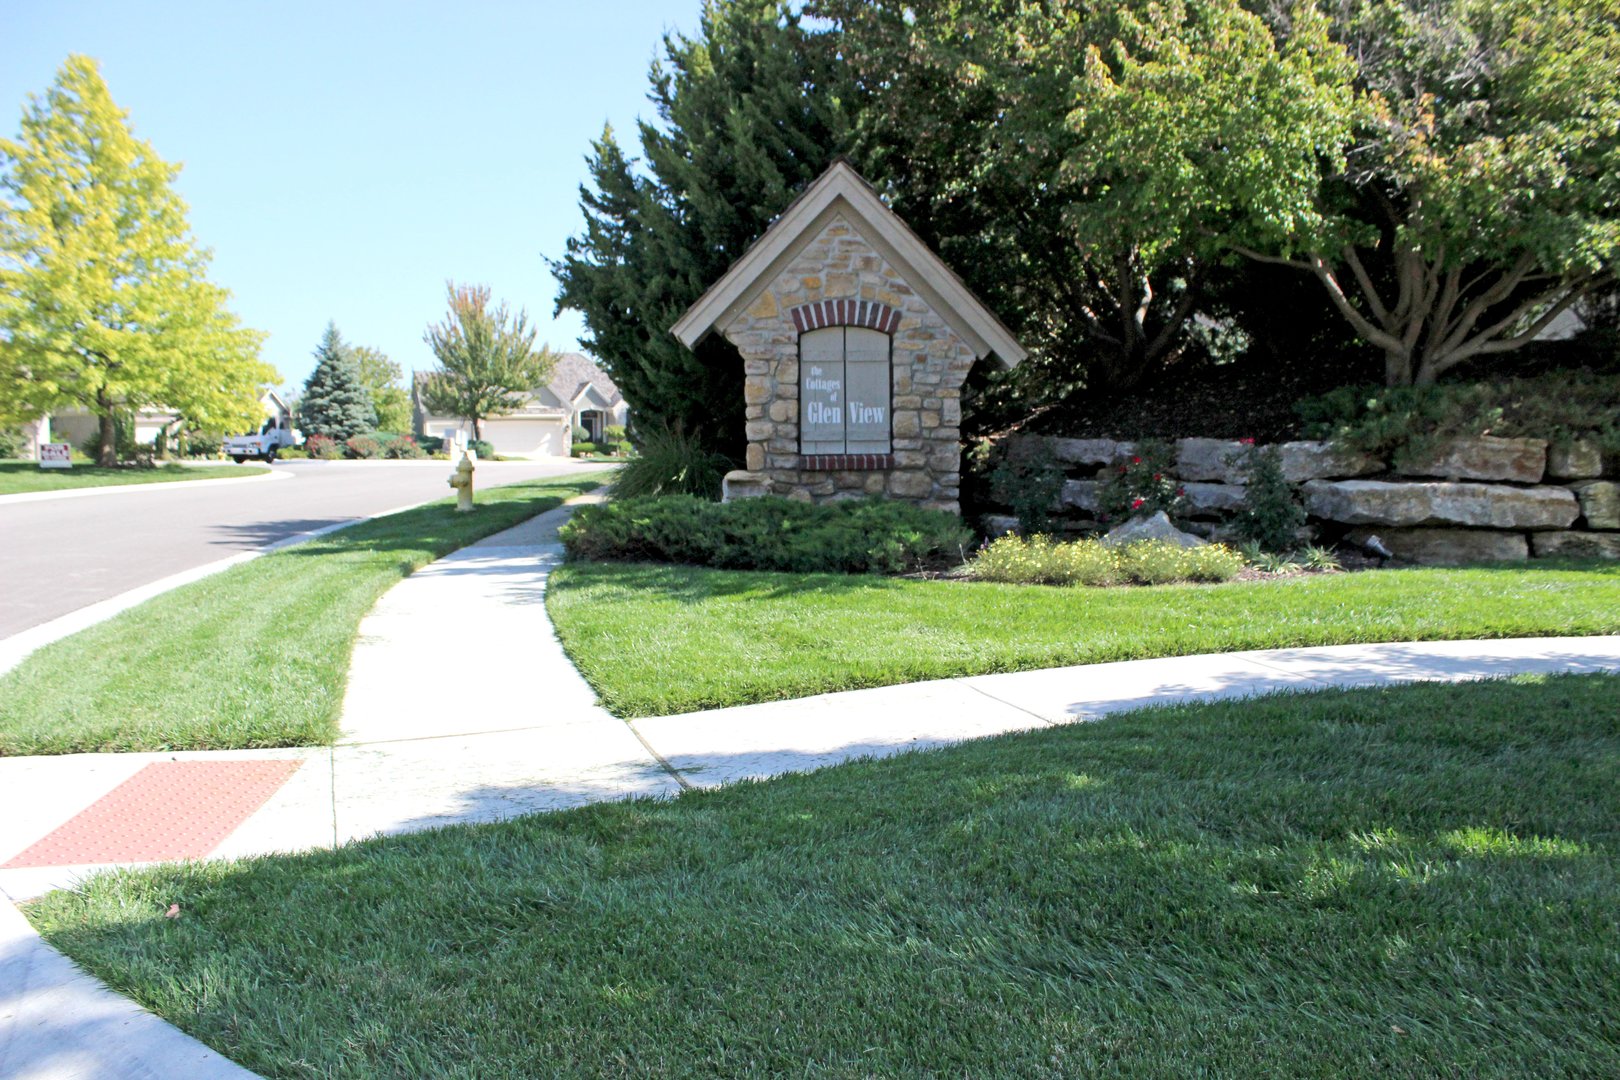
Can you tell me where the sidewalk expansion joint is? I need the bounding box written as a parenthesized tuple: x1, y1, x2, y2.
(965, 682, 1060, 727)
(625, 721, 695, 791)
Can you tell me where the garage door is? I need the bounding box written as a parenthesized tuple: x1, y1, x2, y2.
(484, 418, 566, 458)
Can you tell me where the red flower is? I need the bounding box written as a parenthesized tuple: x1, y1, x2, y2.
(1119, 464, 1128, 474)
(1239, 437, 1255, 446)
(1131, 456, 1142, 464)
(1153, 473, 1162, 481)
(1131, 497, 1145, 509)
(1177, 487, 1186, 496)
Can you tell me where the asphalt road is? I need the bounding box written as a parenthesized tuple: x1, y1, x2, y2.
(0, 459, 606, 640)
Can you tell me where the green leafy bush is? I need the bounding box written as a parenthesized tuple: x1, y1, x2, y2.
(345, 435, 384, 459)
(987, 436, 1065, 534)
(417, 435, 445, 454)
(1228, 443, 1306, 553)
(1299, 371, 1620, 464)
(604, 425, 627, 442)
(969, 534, 1243, 587)
(562, 495, 972, 575)
(468, 439, 496, 460)
(612, 425, 731, 501)
(277, 446, 308, 459)
(1097, 439, 1184, 525)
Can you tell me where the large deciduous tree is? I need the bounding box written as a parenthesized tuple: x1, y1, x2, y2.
(551, 1, 854, 457)
(0, 55, 273, 464)
(349, 344, 410, 432)
(1235, 0, 1620, 386)
(420, 282, 557, 442)
(820, 0, 1354, 406)
(300, 322, 375, 441)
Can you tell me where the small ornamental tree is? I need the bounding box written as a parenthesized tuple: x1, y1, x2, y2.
(350, 345, 411, 432)
(299, 322, 375, 442)
(0, 55, 273, 464)
(420, 282, 558, 441)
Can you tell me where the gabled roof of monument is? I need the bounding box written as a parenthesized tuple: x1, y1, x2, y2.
(671, 160, 1026, 367)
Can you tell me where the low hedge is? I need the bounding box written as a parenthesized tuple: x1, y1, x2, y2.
(968, 533, 1246, 587)
(561, 495, 973, 575)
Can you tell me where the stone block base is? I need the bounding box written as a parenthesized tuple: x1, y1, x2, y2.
(1531, 531, 1620, 559)
(1346, 527, 1528, 566)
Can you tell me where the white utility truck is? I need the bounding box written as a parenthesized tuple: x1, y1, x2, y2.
(224, 419, 300, 462)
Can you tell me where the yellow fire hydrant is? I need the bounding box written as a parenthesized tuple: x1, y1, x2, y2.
(448, 451, 475, 512)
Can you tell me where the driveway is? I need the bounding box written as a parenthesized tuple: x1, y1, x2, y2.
(0, 459, 604, 640)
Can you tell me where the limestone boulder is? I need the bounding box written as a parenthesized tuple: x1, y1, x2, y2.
(1048, 437, 1133, 467)
(1530, 531, 1620, 559)
(1303, 479, 1579, 530)
(1102, 511, 1207, 549)
(721, 470, 771, 502)
(1277, 441, 1383, 482)
(981, 514, 1020, 537)
(1399, 436, 1547, 483)
(1175, 438, 1248, 483)
(1572, 481, 1620, 530)
(1060, 479, 1101, 513)
(1547, 440, 1604, 481)
(1180, 481, 1247, 515)
(1345, 527, 1527, 566)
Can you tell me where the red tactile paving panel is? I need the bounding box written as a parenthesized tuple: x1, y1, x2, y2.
(4, 759, 303, 868)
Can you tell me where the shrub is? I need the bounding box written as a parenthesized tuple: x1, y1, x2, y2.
(572, 425, 591, 443)
(969, 534, 1243, 587)
(382, 436, 426, 459)
(612, 425, 731, 501)
(604, 425, 627, 442)
(987, 436, 1065, 534)
(305, 434, 343, 459)
(468, 439, 496, 460)
(0, 427, 27, 458)
(1298, 371, 1620, 463)
(277, 446, 309, 459)
(1097, 439, 1184, 525)
(417, 434, 445, 454)
(561, 495, 972, 575)
(345, 435, 384, 459)
(1227, 443, 1306, 553)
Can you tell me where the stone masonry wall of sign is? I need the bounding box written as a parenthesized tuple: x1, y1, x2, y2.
(717, 213, 975, 513)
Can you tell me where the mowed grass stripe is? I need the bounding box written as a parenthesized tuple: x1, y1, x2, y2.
(28, 675, 1620, 1077)
(546, 559, 1620, 716)
(0, 460, 269, 494)
(0, 474, 607, 755)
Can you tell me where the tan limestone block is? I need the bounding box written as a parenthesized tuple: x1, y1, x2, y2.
(922, 500, 962, 515)
(745, 420, 774, 441)
(929, 446, 960, 473)
(877, 289, 904, 308)
(769, 400, 794, 423)
(744, 359, 769, 375)
(893, 450, 927, 469)
(746, 291, 779, 319)
(801, 275, 822, 291)
(893, 395, 923, 410)
(775, 360, 798, 383)
(745, 405, 765, 420)
(942, 400, 961, 425)
(744, 377, 772, 404)
(864, 474, 887, 494)
(825, 273, 856, 295)
(888, 471, 935, 498)
(920, 411, 941, 429)
(893, 411, 922, 439)
(746, 444, 765, 471)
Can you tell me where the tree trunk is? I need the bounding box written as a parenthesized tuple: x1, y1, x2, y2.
(95, 390, 117, 467)
(1384, 350, 1412, 388)
(472, 416, 483, 442)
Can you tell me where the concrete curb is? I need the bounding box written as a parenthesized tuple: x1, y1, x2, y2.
(0, 467, 288, 506)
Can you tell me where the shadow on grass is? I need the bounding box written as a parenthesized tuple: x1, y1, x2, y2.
(25, 676, 1620, 1077)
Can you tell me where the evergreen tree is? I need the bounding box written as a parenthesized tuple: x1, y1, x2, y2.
(0, 55, 273, 465)
(299, 322, 375, 441)
(551, 1, 854, 457)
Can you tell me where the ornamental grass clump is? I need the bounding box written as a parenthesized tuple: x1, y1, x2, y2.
(970, 534, 1243, 587)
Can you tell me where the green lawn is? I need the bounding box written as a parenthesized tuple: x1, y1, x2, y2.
(0, 474, 608, 755)
(0, 460, 268, 494)
(548, 559, 1620, 716)
(29, 675, 1620, 1077)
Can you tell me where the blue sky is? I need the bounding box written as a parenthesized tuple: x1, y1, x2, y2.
(1, 0, 705, 393)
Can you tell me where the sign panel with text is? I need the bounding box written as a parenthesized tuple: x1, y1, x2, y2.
(39, 443, 72, 469)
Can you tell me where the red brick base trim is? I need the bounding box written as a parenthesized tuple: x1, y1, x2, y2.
(800, 453, 894, 471)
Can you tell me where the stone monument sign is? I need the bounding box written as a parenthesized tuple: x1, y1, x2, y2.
(671, 160, 1025, 514)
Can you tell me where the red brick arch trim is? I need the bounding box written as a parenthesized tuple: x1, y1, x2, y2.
(789, 300, 900, 335)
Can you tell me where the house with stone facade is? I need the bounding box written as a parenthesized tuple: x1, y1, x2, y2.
(673, 160, 1025, 515)
(412, 351, 627, 459)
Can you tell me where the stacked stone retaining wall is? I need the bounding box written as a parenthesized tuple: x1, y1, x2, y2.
(995, 435, 1619, 563)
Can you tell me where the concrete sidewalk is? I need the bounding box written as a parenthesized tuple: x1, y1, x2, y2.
(2, 494, 1617, 1077)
